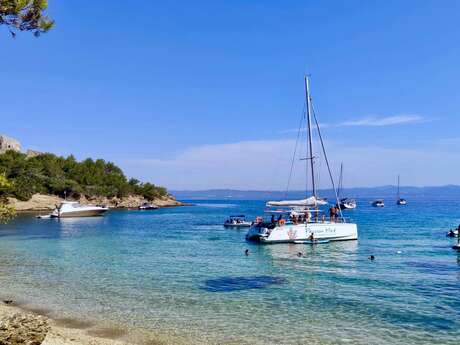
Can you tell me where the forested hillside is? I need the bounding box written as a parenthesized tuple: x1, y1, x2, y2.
(0, 151, 167, 201)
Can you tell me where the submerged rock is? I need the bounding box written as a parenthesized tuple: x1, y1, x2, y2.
(202, 275, 287, 292)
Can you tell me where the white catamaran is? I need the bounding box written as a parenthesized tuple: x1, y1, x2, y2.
(246, 76, 358, 244)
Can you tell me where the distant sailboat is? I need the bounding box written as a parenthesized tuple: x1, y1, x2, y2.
(396, 175, 407, 205)
(336, 163, 356, 210)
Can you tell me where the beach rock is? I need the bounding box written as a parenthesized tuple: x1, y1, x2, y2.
(8, 194, 61, 212)
(0, 312, 50, 344)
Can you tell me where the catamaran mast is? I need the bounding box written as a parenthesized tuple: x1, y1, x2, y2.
(304, 75, 316, 199)
(397, 175, 400, 199)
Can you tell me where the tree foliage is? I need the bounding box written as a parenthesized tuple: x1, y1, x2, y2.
(0, 173, 16, 223)
(0, 151, 169, 201)
(0, 0, 54, 37)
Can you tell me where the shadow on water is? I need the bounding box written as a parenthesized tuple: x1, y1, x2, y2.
(202, 276, 287, 292)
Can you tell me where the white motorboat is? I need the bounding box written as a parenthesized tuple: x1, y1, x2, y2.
(246, 76, 358, 244)
(372, 199, 385, 207)
(339, 198, 357, 210)
(447, 229, 459, 237)
(396, 175, 407, 205)
(139, 202, 159, 210)
(223, 215, 252, 228)
(50, 201, 108, 218)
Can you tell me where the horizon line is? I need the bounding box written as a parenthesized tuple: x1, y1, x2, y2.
(171, 184, 460, 192)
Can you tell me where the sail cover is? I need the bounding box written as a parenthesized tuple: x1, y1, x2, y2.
(266, 196, 328, 207)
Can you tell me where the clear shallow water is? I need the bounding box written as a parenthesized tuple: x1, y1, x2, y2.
(0, 198, 459, 344)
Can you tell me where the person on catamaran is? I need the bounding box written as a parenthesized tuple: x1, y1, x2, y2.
(292, 214, 298, 225)
(335, 206, 340, 222)
(270, 214, 275, 224)
(329, 206, 336, 223)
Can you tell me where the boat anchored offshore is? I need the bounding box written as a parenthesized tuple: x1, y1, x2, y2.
(139, 202, 159, 210)
(246, 76, 358, 244)
(50, 201, 109, 218)
(372, 199, 385, 208)
(223, 215, 252, 228)
(396, 175, 407, 205)
(336, 163, 356, 210)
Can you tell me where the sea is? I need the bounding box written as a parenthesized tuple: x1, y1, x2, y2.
(0, 197, 459, 345)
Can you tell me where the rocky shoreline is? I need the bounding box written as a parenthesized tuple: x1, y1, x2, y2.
(8, 193, 185, 212)
(0, 300, 196, 345)
(0, 303, 134, 345)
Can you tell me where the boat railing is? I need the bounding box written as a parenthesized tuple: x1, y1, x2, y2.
(252, 216, 349, 226)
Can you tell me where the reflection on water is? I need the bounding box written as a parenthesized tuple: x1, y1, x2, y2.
(56, 216, 107, 237)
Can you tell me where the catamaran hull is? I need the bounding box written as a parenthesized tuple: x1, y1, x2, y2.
(246, 222, 358, 243)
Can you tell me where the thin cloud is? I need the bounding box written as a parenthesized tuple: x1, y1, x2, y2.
(338, 114, 425, 127)
(281, 114, 426, 133)
(119, 136, 459, 190)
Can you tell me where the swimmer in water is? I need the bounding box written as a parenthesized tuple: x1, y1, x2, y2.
(245, 249, 249, 256)
(369, 255, 375, 261)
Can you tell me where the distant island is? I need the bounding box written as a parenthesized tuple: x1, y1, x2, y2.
(0, 149, 180, 211)
(171, 185, 460, 200)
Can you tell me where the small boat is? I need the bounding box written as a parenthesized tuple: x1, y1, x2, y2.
(372, 199, 385, 207)
(336, 163, 357, 210)
(36, 214, 52, 219)
(339, 198, 357, 209)
(138, 202, 159, 210)
(447, 229, 459, 237)
(396, 175, 407, 205)
(223, 215, 252, 228)
(50, 201, 108, 218)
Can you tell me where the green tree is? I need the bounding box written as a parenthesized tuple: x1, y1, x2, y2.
(0, 174, 16, 223)
(0, 0, 54, 37)
(0, 151, 169, 202)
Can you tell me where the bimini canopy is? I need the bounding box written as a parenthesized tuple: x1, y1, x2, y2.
(266, 196, 328, 207)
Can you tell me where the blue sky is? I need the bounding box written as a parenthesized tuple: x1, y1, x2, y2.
(1, 0, 460, 189)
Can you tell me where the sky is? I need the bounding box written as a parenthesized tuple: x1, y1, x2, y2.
(1, 0, 460, 190)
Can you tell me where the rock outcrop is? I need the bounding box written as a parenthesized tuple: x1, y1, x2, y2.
(8, 194, 62, 211)
(0, 311, 50, 345)
(8, 194, 183, 211)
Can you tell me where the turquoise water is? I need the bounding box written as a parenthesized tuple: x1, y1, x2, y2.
(0, 198, 459, 344)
